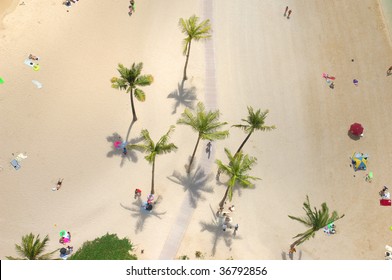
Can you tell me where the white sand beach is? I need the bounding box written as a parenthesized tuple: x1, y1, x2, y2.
(1, 0, 391, 260)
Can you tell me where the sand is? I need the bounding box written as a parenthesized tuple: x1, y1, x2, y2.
(1, 0, 391, 260)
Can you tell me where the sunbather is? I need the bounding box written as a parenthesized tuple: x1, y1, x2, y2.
(52, 179, 64, 191)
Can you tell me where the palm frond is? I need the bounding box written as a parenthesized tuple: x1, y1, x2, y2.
(135, 75, 154, 87)
(134, 88, 146, 102)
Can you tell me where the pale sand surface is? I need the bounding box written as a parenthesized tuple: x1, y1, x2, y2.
(1, 0, 392, 260)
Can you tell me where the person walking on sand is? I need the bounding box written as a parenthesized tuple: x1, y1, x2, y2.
(387, 66, 392, 76)
(233, 224, 239, 236)
(287, 10, 292, 19)
(284, 6, 288, 17)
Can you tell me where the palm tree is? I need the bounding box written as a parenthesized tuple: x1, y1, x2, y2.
(128, 126, 177, 195)
(177, 102, 229, 173)
(215, 148, 260, 209)
(6, 233, 58, 260)
(232, 107, 276, 155)
(111, 63, 154, 122)
(288, 195, 345, 251)
(179, 15, 212, 80)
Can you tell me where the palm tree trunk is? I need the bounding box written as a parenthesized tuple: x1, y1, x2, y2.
(150, 158, 156, 194)
(219, 185, 230, 209)
(289, 238, 303, 251)
(187, 134, 200, 173)
(235, 131, 253, 156)
(183, 40, 192, 81)
(130, 88, 138, 122)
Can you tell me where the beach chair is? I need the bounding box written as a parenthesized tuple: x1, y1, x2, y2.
(10, 159, 21, 170)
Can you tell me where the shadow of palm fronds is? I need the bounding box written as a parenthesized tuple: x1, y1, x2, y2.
(198, 204, 243, 256)
(167, 165, 214, 208)
(167, 81, 197, 114)
(120, 195, 166, 234)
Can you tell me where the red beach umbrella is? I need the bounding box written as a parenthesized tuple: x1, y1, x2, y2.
(349, 123, 364, 136)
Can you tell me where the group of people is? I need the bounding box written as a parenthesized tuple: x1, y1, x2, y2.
(218, 205, 239, 236)
(59, 231, 72, 244)
(128, 0, 135, 16)
(135, 189, 155, 211)
(60, 246, 74, 260)
(323, 223, 336, 235)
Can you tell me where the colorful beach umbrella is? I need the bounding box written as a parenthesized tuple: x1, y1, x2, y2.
(351, 152, 368, 171)
(0, 77, 4, 84)
(59, 230, 67, 237)
(349, 123, 364, 136)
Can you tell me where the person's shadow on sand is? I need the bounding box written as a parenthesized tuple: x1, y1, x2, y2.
(199, 204, 242, 256)
(120, 196, 166, 234)
(281, 249, 302, 260)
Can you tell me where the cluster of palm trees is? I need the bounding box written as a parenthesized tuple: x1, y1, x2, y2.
(7, 15, 345, 260)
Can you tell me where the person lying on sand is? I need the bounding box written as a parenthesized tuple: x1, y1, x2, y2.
(52, 179, 64, 191)
(28, 54, 39, 61)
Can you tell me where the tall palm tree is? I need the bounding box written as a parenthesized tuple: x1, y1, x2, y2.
(177, 102, 229, 173)
(111, 63, 154, 122)
(215, 148, 260, 209)
(6, 233, 58, 260)
(128, 126, 177, 195)
(288, 195, 345, 251)
(232, 107, 276, 155)
(179, 15, 212, 80)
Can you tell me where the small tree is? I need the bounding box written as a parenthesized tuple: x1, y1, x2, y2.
(288, 195, 345, 251)
(6, 233, 58, 260)
(215, 148, 260, 209)
(178, 15, 212, 80)
(232, 107, 276, 155)
(177, 102, 229, 173)
(111, 63, 154, 122)
(129, 126, 177, 194)
(69, 233, 137, 260)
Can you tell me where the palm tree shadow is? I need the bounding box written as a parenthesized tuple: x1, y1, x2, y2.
(106, 132, 144, 166)
(281, 250, 303, 260)
(167, 165, 214, 208)
(167, 80, 197, 114)
(120, 196, 167, 234)
(199, 204, 242, 256)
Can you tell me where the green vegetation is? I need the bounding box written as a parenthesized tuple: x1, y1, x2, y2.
(69, 233, 137, 260)
(288, 195, 345, 251)
(111, 63, 154, 122)
(129, 126, 177, 194)
(6, 233, 58, 260)
(215, 148, 260, 209)
(177, 102, 229, 173)
(178, 15, 212, 80)
(233, 107, 276, 155)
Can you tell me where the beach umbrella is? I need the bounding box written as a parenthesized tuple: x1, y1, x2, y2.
(60, 248, 67, 254)
(59, 230, 67, 237)
(349, 123, 364, 136)
(351, 152, 368, 171)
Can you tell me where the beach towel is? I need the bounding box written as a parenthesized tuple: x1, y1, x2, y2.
(15, 153, 27, 162)
(32, 80, 42, 89)
(380, 199, 391, 206)
(24, 59, 34, 67)
(10, 159, 21, 170)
